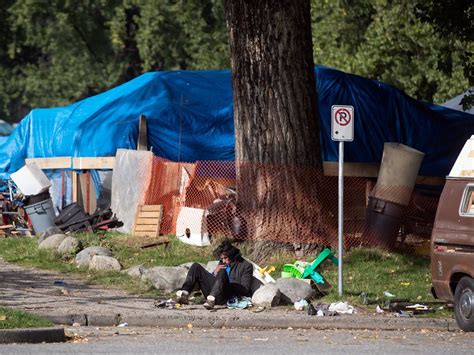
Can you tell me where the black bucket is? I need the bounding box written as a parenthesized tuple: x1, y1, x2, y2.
(361, 196, 406, 249)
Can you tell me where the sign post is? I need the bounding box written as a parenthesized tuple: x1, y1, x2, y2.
(331, 105, 354, 296)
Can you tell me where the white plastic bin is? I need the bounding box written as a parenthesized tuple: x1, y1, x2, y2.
(11, 163, 51, 196)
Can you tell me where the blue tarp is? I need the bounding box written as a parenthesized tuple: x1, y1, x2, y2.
(0, 66, 472, 179)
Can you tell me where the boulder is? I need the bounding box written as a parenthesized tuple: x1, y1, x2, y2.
(275, 278, 315, 304)
(122, 264, 146, 278)
(57, 236, 82, 255)
(38, 226, 63, 244)
(89, 255, 122, 272)
(38, 234, 68, 250)
(142, 266, 188, 293)
(206, 260, 219, 273)
(75, 246, 113, 267)
(252, 284, 281, 307)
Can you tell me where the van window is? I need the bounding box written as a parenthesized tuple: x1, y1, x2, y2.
(460, 184, 474, 216)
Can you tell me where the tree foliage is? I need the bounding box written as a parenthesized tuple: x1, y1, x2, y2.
(311, 0, 471, 105)
(0, 0, 471, 123)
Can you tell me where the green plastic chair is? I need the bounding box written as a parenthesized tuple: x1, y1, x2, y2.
(302, 248, 338, 284)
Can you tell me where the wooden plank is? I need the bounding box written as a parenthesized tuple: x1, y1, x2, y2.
(323, 161, 380, 177)
(136, 217, 160, 225)
(25, 157, 71, 169)
(135, 224, 159, 232)
(137, 114, 148, 151)
(323, 161, 445, 185)
(139, 205, 163, 212)
(72, 171, 78, 203)
(132, 204, 163, 238)
(461, 169, 474, 177)
(138, 211, 163, 218)
(133, 231, 156, 237)
(72, 157, 115, 169)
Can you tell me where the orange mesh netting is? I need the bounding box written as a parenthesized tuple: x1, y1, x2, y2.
(142, 157, 440, 251)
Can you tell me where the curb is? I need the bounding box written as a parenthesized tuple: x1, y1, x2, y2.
(43, 313, 458, 332)
(0, 327, 65, 344)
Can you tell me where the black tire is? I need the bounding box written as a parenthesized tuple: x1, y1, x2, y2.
(454, 276, 474, 332)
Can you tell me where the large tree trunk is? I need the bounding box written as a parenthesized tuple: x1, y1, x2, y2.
(224, 0, 330, 252)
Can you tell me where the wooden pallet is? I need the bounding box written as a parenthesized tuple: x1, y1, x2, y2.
(132, 205, 163, 237)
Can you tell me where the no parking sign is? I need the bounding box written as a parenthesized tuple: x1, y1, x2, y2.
(331, 105, 354, 142)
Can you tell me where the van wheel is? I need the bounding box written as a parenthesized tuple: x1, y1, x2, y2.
(454, 277, 474, 332)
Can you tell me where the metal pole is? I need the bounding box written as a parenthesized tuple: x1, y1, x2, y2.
(338, 141, 344, 296)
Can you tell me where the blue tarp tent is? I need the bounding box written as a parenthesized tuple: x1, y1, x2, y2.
(0, 66, 472, 179)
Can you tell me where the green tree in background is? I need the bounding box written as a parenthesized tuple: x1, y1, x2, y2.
(0, 0, 471, 123)
(0, 0, 228, 123)
(311, 0, 471, 104)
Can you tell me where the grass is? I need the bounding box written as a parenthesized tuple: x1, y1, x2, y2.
(0, 307, 53, 329)
(0, 233, 214, 296)
(0, 233, 452, 316)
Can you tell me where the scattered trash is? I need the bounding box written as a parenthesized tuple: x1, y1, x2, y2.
(376, 305, 384, 314)
(117, 322, 128, 327)
(252, 306, 266, 313)
(383, 291, 395, 298)
(227, 296, 252, 309)
(294, 299, 309, 311)
(53, 280, 66, 286)
(328, 301, 355, 315)
(395, 310, 412, 318)
(307, 302, 339, 316)
(154, 299, 181, 309)
(72, 322, 81, 327)
(254, 338, 269, 342)
(307, 303, 317, 316)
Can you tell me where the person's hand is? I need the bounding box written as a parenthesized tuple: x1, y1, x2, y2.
(214, 264, 226, 275)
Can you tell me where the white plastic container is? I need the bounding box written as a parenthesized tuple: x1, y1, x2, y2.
(10, 163, 51, 196)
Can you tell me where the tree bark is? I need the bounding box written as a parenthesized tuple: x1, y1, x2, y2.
(225, 0, 330, 248)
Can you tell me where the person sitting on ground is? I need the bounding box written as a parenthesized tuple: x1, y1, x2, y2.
(176, 240, 253, 309)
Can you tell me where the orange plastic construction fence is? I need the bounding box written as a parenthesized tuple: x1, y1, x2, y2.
(142, 157, 440, 251)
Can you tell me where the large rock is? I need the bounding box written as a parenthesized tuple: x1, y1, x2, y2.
(275, 278, 315, 304)
(38, 234, 68, 250)
(142, 266, 188, 293)
(250, 277, 264, 293)
(122, 264, 146, 278)
(57, 236, 82, 255)
(89, 255, 122, 272)
(75, 246, 113, 267)
(252, 284, 281, 307)
(38, 226, 63, 244)
(206, 261, 219, 273)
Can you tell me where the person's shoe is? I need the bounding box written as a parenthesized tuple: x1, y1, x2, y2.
(176, 290, 189, 304)
(203, 295, 215, 310)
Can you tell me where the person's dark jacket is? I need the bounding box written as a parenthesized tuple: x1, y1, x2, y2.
(227, 257, 253, 295)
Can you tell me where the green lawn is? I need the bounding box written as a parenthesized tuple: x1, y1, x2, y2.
(0, 233, 448, 315)
(0, 307, 53, 329)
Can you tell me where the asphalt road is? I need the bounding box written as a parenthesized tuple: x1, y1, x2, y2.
(0, 326, 471, 354)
